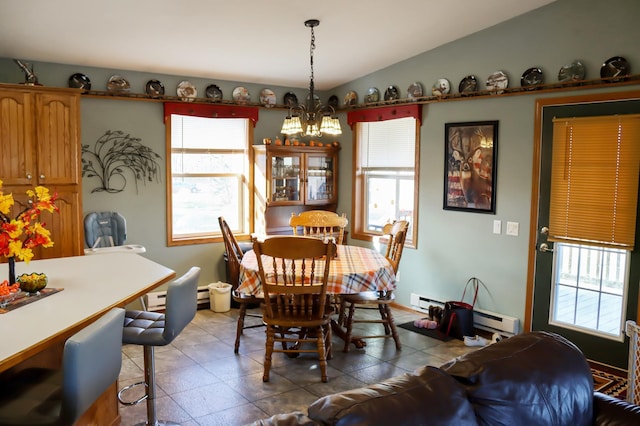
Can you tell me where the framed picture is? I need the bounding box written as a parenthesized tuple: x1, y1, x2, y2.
(444, 120, 498, 213)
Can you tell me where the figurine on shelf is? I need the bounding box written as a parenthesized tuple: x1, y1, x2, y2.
(14, 59, 40, 86)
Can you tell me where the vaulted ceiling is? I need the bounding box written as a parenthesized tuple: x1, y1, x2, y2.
(0, 0, 556, 90)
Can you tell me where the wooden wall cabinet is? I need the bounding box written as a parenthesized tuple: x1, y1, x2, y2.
(0, 84, 83, 259)
(253, 144, 340, 235)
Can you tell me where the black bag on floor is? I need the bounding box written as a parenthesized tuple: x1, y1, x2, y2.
(440, 278, 479, 340)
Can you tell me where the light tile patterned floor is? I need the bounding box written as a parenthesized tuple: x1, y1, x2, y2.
(118, 306, 480, 425)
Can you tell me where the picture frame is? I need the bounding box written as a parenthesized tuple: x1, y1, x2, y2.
(444, 120, 498, 213)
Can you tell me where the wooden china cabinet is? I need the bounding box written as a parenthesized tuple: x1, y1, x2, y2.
(0, 83, 84, 259)
(253, 143, 340, 235)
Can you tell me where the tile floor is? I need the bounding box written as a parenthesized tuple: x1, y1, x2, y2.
(118, 305, 481, 426)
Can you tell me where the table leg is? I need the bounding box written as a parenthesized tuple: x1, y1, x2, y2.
(330, 319, 366, 349)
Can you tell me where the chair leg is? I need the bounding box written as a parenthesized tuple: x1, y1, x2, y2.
(235, 303, 247, 354)
(343, 301, 356, 353)
(324, 322, 333, 360)
(378, 304, 391, 335)
(263, 326, 274, 382)
(317, 325, 328, 383)
(384, 305, 402, 350)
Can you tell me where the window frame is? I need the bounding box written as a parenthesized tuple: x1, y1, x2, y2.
(350, 106, 421, 247)
(549, 242, 630, 341)
(164, 103, 257, 246)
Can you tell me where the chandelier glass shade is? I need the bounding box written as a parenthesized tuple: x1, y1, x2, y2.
(281, 19, 342, 138)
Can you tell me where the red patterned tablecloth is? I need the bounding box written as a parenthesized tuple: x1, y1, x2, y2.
(238, 244, 396, 295)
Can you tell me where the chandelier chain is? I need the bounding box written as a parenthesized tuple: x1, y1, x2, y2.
(309, 25, 315, 99)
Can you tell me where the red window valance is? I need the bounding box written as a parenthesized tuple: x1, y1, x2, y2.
(163, 102, 259, 125)
(347, 104, 422, 127)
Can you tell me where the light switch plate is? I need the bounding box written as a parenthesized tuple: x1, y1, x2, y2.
(506, 221, 519, 236)
(493, 220, 501, 234)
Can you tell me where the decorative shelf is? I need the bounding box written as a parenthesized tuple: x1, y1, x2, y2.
(80, 74, 640, 110)
(348, 74, 640, 109)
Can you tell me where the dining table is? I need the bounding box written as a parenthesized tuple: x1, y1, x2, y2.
(0, 252, 176, 425)
(238, 243, 397, 349)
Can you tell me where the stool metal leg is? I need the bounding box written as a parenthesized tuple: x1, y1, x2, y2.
(143, 345, 158, 426)
(140, 346, 180, 426)
(118, 345, 179, 426)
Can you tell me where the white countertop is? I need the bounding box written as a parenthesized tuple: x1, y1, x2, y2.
(0, 253, 175, 371)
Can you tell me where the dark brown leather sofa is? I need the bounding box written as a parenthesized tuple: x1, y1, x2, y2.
(249, 332, 640, 426)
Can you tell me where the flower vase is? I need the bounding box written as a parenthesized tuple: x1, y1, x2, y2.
(8, 257, 15, 285)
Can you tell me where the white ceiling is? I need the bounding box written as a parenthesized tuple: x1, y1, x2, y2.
(0, 0, 556, 90)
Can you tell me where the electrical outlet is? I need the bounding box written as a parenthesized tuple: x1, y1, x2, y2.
(493, 220, 501, 234)
(506, 221, 519, 236)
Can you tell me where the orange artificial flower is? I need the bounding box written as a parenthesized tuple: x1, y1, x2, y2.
(0, 179, 58, 263)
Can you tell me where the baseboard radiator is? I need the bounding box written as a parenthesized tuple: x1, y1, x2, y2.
(146, 285, 211, 311)
(410, 293, 520, 336)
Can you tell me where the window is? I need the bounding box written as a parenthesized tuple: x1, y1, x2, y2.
(550, 243, 629, 338)
(350, 106, 420, 246)
(548, 114, 640, 339)
(165, 104, 256, 245)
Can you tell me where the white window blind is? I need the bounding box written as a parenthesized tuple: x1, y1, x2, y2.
(360, 117, 416, 169)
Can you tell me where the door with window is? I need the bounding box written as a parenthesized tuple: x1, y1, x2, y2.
(531, 94, 640, 368)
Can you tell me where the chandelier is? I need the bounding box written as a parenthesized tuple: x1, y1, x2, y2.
(281, 19, 342, 138)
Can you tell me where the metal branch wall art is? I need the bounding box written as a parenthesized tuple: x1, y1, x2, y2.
(82, 130, 162, 193)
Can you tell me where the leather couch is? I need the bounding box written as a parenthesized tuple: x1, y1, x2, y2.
(250, 331, 640, 425)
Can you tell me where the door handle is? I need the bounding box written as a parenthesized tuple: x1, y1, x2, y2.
(539, 243, 553, 253)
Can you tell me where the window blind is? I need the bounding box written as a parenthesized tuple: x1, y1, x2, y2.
(359, 117, 416, 169)
(549, 114, 640, 250)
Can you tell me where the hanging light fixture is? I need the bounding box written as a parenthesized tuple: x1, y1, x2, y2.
(281, 19, 342, 138)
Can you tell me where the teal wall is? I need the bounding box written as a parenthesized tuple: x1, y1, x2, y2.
(1, 0, 639, 322)
(330, 0, 640, 322)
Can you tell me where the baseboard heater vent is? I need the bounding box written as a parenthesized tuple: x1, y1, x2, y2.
(410, 293, 520, 336)
(146, 285, 211, 311)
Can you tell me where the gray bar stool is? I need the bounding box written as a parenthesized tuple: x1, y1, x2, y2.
(0, 307, 126, 425)
(118, 266, 200, 426)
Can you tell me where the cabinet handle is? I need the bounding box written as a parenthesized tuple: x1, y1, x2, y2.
(39, 174, 45, 180)
(26, 173, 32, 180)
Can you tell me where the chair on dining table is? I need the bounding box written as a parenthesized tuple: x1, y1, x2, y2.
(339, 220, 409, 352)
(218, 216, 265, 354)
(289, 210, 348, 244)
(254, 235, 336, 383)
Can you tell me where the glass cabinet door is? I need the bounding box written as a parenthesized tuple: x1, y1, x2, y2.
(306, 154, 335, 204)
(269, 153, 301, 203)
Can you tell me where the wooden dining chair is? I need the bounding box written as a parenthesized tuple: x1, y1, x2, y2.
(218, 216, 265, 354)
(289, 210, 348, 245)
(339, 220, 409, 352)
(254, 235, 336, 383)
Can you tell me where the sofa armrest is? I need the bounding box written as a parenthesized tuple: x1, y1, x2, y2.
(307, 367, 477, 426)
(593, 392, 640, 425)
